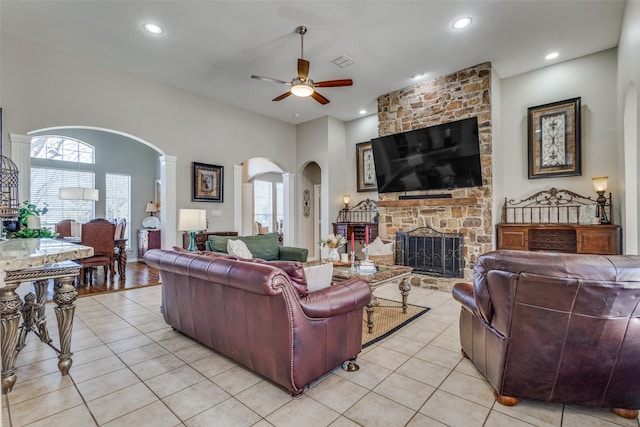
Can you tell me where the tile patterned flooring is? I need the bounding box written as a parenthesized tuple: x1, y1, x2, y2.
(2, 282, 640, 427)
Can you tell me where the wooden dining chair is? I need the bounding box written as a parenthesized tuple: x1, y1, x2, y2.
(77, 218, 116, 285)
(114, 218, 126, 240)
(55, 219, 74, 237)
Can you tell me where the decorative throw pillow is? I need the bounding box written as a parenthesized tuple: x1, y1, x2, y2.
(227, 239, 253, 259)
(303, 262, 334, 293)
(365, 237, 394, 256)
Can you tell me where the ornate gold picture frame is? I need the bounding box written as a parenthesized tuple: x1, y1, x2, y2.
(357, 142, 377, 192)
(193, 162, 223, 202)
(528, 97, 581, 179)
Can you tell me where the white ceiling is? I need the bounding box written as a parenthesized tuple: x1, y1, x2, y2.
(1, 1, 626, 125)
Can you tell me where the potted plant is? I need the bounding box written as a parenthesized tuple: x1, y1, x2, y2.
(319, 233, 347, 262)
(10, 201, 58, 238)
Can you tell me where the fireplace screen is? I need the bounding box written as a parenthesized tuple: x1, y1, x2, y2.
(395, 227, 464, 278)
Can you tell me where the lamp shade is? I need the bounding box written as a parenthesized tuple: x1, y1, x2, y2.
(145, 202, 158, 213)
(178, 209, 206, 231)
(343, 194, 351, 205)
(59, 187, 99, 201)
(592, 176, 608, 193)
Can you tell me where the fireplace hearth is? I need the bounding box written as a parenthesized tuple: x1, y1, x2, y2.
(394, 227, 464, 278)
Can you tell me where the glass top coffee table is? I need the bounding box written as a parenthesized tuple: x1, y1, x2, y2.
(332, 264, 413, 333)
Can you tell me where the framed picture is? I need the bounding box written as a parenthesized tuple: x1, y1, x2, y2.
(155, 179, 161, 210)
(192, 162, 223, 202)
(357, 141, 377, 192)
(528, 97, 581, 179)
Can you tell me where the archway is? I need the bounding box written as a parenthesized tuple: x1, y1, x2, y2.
(300, 161, 321, 259)
(11, 126, 177, 255)
(233, 157, 294, 246)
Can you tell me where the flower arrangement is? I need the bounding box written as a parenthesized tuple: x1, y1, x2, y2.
(319, 233, 347, 248)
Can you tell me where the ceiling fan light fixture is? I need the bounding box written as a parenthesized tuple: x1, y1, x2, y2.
(291, 82, 314, 97)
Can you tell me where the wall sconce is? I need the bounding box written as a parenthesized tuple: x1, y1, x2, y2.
(178, 209, 207, 251)
(592, 176, 610, 224)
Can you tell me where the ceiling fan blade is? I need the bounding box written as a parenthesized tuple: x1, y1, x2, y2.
(272, 91, 293, 102)
(298, 59, 310, 80)
(310, 91, 330, 105)
(314, 79, 353, 88)
(251, 75, 291, 85)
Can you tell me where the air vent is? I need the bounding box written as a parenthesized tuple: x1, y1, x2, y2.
(332, 55, 355, 68)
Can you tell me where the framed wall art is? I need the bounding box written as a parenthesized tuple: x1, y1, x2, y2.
(192, 162, 224, 202)
(356, 141, 377, 192)
(528, 97, 581, 179)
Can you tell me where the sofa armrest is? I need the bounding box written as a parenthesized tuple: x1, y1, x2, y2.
(278, 246, 309, 262)
(299, 278, 371, 317)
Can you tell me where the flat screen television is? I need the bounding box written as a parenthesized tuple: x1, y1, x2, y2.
(371, 117, 483, 193)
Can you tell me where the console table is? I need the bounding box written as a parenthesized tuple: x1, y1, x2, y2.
(182, 231, 238, 251)
(497, 188, 621, 255)
(0, 238, 93, 394)
(497, 223, 621, 254)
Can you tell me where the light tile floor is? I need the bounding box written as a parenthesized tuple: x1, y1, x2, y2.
(2, 282, 640, 427)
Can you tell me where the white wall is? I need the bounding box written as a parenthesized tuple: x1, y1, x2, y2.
(617, 0, 640, 253)
(500, 49, 619, 222)
(1, 34, 297, 247)
(344, 114, 379, 204)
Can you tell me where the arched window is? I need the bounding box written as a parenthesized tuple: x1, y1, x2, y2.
(30, 136, 97, 229)
(30, 135, 95, 163)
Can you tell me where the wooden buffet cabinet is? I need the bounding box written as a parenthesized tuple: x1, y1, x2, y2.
(496, 223, 621, 255)
(138, 229, 161, 261)
(332, 222, 378, 245)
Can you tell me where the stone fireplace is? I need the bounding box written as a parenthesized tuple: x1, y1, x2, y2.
(376, 62, 493, 291)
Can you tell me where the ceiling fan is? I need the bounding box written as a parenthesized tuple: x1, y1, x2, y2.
(251, 26, 353, 105)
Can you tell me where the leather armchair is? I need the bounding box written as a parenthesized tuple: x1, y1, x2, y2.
(452, 250, 640, 419)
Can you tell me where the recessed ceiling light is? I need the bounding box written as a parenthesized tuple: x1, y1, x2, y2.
(545, 52, 559, 60)
(143, 23, 163, 35)
(359, 110, 367, 115)
(452, 17, 472, 29)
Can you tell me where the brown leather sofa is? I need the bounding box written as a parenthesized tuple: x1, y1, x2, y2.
(144, 249, 371, 397)
(452, 250, 640, 418)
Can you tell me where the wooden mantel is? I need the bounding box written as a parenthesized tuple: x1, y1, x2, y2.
(377, 197, 479, 208)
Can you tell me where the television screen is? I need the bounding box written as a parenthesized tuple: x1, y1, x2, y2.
(371, 117, 483, 193)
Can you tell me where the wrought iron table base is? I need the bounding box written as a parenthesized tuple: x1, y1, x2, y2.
(1, 262, 79, 394)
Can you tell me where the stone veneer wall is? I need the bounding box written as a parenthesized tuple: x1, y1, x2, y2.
(376, 62, 493, 291)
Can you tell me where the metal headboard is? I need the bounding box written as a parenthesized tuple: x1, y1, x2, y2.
(336, 199, 378, 222)
(501, 187, 612, 224)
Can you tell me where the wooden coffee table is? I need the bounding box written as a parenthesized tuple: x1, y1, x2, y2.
(332, 264, 413, 333)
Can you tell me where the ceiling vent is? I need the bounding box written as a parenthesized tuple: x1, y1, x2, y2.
(332, 55, 355, 68)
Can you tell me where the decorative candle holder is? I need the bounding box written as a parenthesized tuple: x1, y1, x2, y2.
(349, 251, 356, 273)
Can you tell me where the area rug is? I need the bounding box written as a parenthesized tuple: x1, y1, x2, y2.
(362, 298, 430, 348)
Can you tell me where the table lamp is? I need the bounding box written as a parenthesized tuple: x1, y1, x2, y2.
(178, 209, 206, 251)
(145, 202, 158, 216)
(592, 176, 610, 224)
